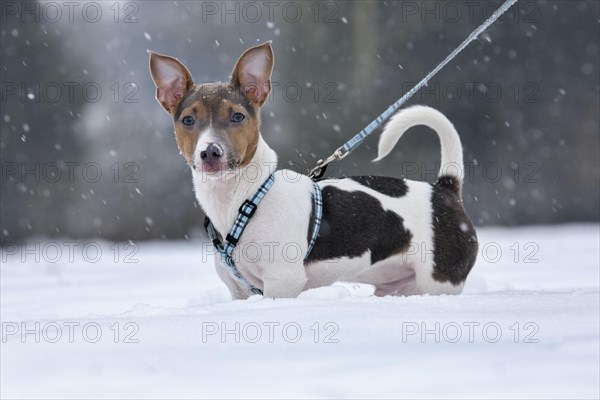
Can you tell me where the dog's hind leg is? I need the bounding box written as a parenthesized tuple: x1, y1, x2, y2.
(413, 266, 466, 295)
(373, 271, 418, 297)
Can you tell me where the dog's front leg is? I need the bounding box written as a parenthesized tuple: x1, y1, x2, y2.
(214, 256, 250, 300)
(261, 262, 307, 298)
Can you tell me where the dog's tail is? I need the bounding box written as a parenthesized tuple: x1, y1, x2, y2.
(373, 105, 464, 193)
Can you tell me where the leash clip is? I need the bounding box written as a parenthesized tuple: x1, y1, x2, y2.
(308, 147, 349, 181)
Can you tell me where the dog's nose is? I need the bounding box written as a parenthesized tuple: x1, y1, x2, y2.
(200, 143, 223, 164)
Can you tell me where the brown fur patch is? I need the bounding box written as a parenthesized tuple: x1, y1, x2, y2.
(172, 83, 260, 167)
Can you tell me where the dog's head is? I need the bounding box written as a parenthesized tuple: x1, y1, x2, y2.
(148, 42, 273, 175)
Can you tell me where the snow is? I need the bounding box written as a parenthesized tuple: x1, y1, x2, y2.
(1, 225, 599, 399)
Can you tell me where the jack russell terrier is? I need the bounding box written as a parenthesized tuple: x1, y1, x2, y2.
(149, 41, 478, 299)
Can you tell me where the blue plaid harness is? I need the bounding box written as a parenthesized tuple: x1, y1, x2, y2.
(204, 174, 323, 296)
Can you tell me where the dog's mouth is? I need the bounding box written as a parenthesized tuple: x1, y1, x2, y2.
(200, 162, 224, 174)
(192, 158, 240, 176)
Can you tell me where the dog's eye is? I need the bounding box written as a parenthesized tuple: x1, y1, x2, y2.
(231, 112, 245, 123)
(182, 116, 195, 126)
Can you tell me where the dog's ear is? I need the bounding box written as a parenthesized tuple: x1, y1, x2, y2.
(231, 41, 274, 106)
(148, 51, 193, 114)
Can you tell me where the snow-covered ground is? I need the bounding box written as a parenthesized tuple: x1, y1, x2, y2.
(1, 225, 599, 399)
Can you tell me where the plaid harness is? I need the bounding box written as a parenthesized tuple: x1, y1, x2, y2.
(204, 174, 323, 296)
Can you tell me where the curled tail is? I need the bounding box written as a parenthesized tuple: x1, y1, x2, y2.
(374, 105, 464, 193)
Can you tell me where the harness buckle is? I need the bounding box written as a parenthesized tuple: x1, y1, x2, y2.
(226, 234, 239, 246)
(239, 200, 258, 218)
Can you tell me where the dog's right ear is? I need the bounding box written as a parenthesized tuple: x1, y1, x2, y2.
(148, 50, 193, 114)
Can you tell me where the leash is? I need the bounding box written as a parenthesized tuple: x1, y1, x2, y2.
(205, 174, 323, 296)
(308, 0, 520, 180)
(204, 0, 519, 295)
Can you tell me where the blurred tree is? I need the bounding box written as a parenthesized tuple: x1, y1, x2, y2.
(1, 8, 87, 242)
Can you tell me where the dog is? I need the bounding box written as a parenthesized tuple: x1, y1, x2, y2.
(149, 41, 478, 299)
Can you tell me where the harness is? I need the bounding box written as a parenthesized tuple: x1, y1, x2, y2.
(204, 174, 322, 296)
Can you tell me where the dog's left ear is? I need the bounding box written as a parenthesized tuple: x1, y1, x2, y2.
(231, 41, 274, 106)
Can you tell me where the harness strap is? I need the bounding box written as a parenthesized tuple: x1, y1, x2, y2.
(204, 174, 323, 297)
(307, 181, 322, 257)
(205, 174, 274, 295)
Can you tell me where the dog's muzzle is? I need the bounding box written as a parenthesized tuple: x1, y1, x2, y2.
(200, 143, 225, 173)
